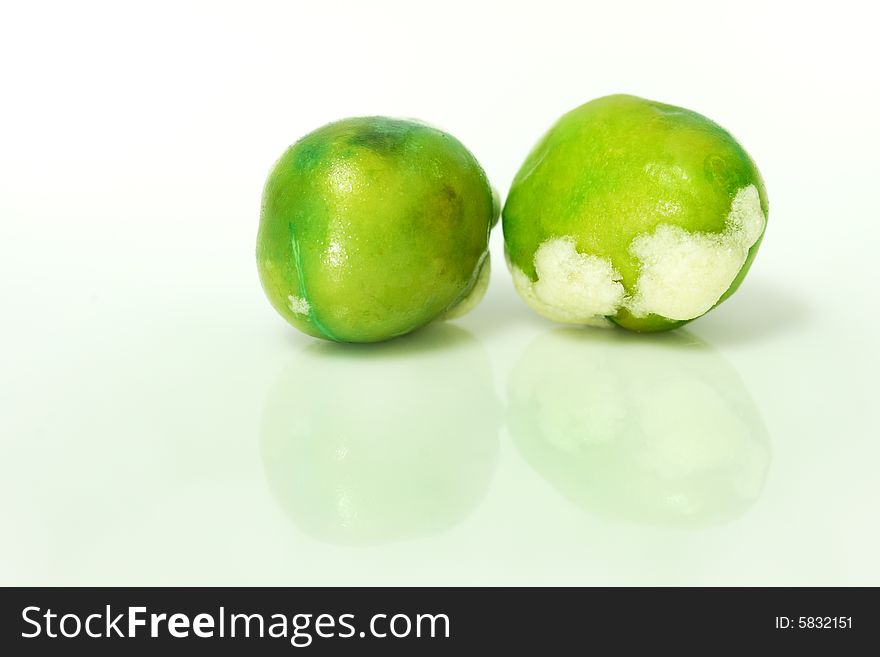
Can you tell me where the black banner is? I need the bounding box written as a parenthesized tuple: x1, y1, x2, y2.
(0, 587, 874, 653)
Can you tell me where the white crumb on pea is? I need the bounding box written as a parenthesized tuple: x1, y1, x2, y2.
(287, 294, 310, 315)
(509, 237, 624, 328)
(510, 184, 766, 325)
(627, 184, 765, 320)
(443, 253, 491, 320)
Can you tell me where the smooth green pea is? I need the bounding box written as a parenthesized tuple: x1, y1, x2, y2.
(257, 117, 496, 343)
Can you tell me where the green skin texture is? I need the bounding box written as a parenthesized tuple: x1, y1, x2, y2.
(258, 117, 496, 343)
(503, 94, 769, 332)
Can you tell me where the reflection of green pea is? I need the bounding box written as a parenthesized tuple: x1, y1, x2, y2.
(257, 117, 497, 343)
(508, 329, 770, 527)
(261, 325, 499, 546)
(503, 94, 768, 332)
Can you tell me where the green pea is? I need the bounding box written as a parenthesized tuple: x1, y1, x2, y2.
(503, 94, 768, 332)
(257, 117, 497, 343)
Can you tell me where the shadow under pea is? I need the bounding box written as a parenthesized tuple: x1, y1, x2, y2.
(261, 324, 500, 546)
(507, 327, 771, 528)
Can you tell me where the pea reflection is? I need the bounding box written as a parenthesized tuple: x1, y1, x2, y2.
(508, 329, 769, 527)
(261, 325, 500, 546)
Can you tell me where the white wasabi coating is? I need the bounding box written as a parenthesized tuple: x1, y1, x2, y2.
(509, 237, 625, 328)
(287, 294, 310, 315)
(509, 185, 766, 325)
(628, 185, 766, 320)
(443, 253, 492, 320)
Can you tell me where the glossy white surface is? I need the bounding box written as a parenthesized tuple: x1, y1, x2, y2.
(2, 0, 878, 585)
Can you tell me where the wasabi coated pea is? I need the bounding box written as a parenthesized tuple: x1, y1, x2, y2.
(503, 94, 768, 332)
(257, 117, 497, 343)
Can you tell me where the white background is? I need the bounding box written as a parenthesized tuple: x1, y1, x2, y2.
(2, 0, 878, 584)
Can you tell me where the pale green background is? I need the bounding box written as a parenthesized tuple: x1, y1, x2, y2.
(1, 0, 878, 585)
